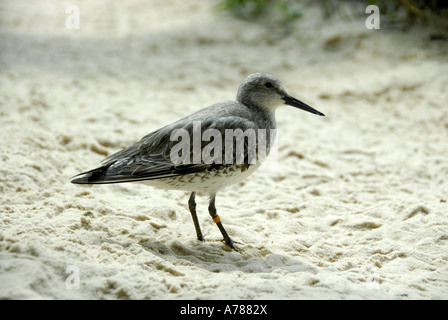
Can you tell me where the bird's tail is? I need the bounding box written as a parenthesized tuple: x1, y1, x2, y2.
(70, 165, 113, 184)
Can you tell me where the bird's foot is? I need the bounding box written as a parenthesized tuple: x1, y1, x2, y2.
(223, 237, 240, 252)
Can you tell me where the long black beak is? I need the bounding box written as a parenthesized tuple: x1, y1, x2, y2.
(283, 94, 325, 116)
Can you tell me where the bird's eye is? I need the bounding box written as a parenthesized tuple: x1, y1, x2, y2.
(264, 82, 273, 88)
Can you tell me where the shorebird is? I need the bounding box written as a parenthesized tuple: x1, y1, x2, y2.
(71, 73, 324, 251)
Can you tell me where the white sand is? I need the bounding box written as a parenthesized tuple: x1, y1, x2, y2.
(1, 0, 448, 300)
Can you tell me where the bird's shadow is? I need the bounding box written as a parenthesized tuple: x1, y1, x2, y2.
(139, 239, 318, 275)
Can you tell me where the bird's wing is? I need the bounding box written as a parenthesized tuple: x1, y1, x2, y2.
(71, 114, 259, 184)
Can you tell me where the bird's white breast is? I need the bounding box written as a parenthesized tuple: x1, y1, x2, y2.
(141, 163, 262, 195)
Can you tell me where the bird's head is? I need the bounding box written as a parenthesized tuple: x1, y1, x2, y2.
(237, 73, 325, 116)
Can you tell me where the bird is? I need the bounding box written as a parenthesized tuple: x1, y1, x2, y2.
(71, 73, 325, 251)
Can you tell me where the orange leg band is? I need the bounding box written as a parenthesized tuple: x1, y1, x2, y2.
(212, 215, 221, 224)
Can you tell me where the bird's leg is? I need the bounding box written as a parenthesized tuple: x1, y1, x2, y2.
(188, 192, 204, 242)
(208, 194, 239, 252)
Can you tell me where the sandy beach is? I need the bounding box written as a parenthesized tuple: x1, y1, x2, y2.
(1, 0, 447, 299)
